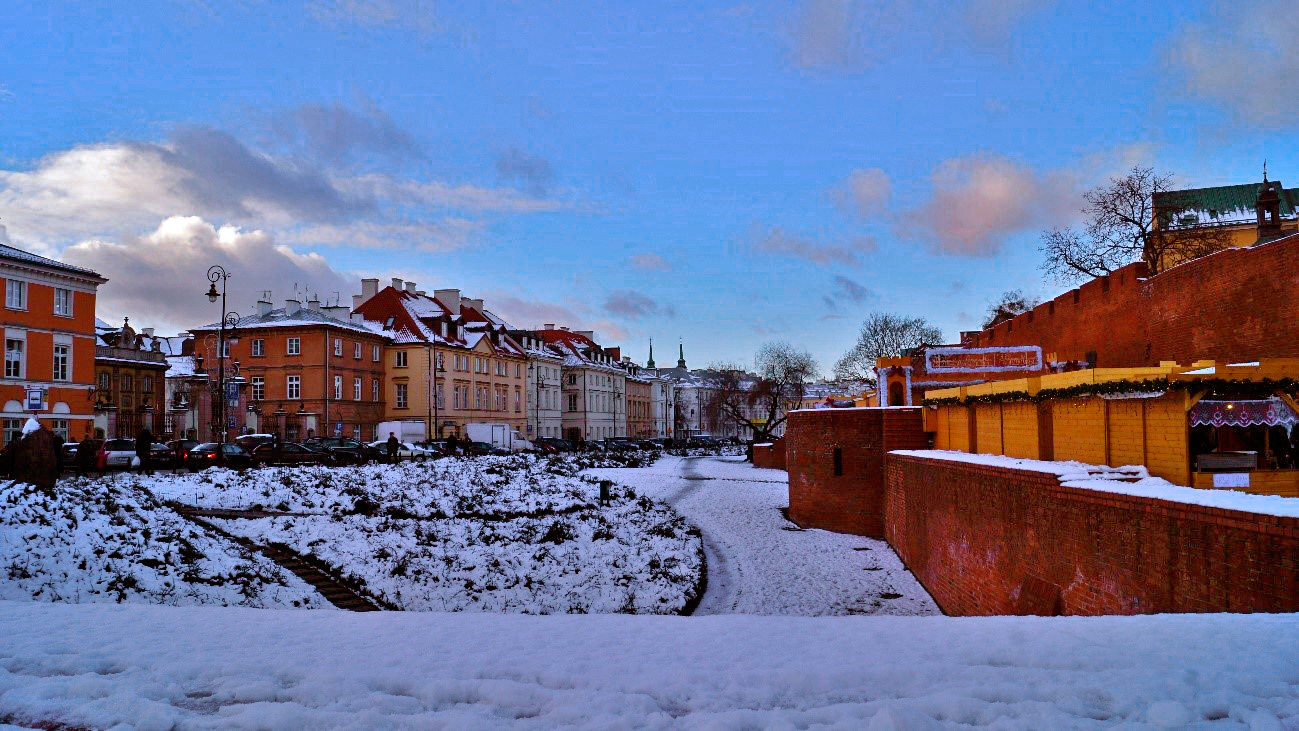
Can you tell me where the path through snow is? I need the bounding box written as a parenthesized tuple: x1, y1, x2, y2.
(586, 455, 939, 616)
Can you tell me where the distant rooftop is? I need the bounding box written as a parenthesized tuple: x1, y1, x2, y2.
(1155, 181, 1298, 228)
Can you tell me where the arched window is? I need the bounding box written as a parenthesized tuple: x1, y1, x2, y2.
(888, 381, 905, 407)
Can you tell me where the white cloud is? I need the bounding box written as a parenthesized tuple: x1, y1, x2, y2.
(897, 154, 1076, 256)
(630, 253, 671, 271)
(340, 174, 564, 214)
(1166, 0, 1299, 126)
(62, 216, 354, 334)
(831, 167, 891, 218)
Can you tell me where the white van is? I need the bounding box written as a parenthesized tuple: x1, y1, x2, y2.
(464, 423, 533, 452)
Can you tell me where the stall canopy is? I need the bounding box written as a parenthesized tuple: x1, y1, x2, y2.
(1191, 398, 1299, 429)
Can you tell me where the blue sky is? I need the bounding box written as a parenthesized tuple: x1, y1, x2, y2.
(2, 0, 1296, 373)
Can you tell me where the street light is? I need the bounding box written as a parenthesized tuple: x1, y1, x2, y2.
(205, 265, 241, 462)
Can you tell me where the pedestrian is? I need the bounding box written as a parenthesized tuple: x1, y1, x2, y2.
(272, 431, 283, 465)
(445, 432, 459, 456)
(135, 427, 154, 475)
(76, 432, 97, 478)
(386, 432, 400, 463)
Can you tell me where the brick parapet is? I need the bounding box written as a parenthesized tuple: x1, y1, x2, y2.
(884, 453, 1299, 616)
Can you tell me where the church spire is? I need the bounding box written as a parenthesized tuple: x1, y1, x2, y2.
(677, 340, 686, 369)
(646, 338, 655, 369)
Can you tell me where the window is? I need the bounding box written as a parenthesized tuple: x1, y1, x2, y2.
(372, 379, 380, 402)
(251, 339, 265, 357)
(395, 383, 408, 408)
(220, 340, 230, 358)
(395, 351, 408, 368)
(353, 377, 362, 400)
(333, 375, 342, 400)
(516, 364, 522, 378)
(51, 419, 69, 440)
(53, 288, 72, 316)
(353, 341, 361, 359)
(568, 394, 578, 412)
(141, 375, 152, 394)
(120, 373, 133, 392)
(475, 387, 484, 410)
(372, 344, 381, 362)
(287, 337, 301, 355)
(3, 338, 22, 378)
(2, 419, 22, 445)
(514, 388, 521, 412)
(567, 373, 576, 385)
(494, 389, 505, 411)
(52, 344, 70, 382)
(436, 383, 444, 408)
(287, 375, 301, 400)
(334, 339, 342, 357)
(5, 280, 26, 310)
(251, 377, 264, 401)
(97, 371, 110, 390)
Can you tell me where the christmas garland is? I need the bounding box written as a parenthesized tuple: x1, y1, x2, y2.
(921, 377, 1299, 407)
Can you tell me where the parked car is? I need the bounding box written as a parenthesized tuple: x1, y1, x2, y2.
(234, 434, 276, 451)
(167, 439, 200, 467)
(367, 439, 435, 460)
(186, 443, 252, 470)
(631, 439, 662, 450)
(149, 443, 178, 470)
(534, 437, 574, 453)
(96, 439, 139, 470)
(247, 441, 333, 467)
(603, 439, 639, 452)
(531, 438, 562, 454)
(416, 439, 452, 456)
(464, 440, 509, 456)
(304, 436, 372, 465)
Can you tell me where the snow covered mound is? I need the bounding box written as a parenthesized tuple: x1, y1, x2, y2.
(142, 456, 703, 614)
(2, 602, 1296, 730)
(0, 479, 327, 608)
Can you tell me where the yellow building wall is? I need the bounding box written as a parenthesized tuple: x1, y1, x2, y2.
(1000, 402, 1040, 460)
(929, 406, 950, 450)
(1051, 398, 1107, 466)
(1142, 396, 1190, 486)
(946, 405, 972, 452)
(1106, 400, 1145, 468)
(974, 404, 1002, 456)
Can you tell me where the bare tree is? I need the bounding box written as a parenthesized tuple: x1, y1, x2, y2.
(703, 341, 817, 443)
(1040, 166, 1231, 283)
(833, 313, 943, 384)
(982, 289, 1039, 329)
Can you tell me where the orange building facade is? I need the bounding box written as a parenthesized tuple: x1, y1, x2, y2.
(1, 245, 105, 443)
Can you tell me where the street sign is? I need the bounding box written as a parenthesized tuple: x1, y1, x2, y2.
(225, 382, 240, 400)
(24, 386, 46, 412)
(334, 422, 343, 435)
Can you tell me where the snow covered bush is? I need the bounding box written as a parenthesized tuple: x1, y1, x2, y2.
(138, 455, 704, 614)
(0, 478, 326, 608)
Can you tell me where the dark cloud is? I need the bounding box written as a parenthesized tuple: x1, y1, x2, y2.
(821, 275, 873, 310)
(496, 147, 555, 196)
(603, 290, 675, 320)
(269, 101, 423, 167)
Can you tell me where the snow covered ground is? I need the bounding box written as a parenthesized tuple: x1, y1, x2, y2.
(2, 601, 1296, 729)
(585, 455, 938, 616)
(0, 478, 327, 609)
(138, 456, 703, 614)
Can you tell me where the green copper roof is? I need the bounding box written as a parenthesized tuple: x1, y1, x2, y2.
(1154, 181, 1298, 228)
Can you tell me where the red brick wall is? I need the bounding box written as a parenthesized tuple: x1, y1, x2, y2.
(885, 454, 1299, 616)
(967, 234, 1299, 365)
(752, 437, 786, 470)
(787, 408, 928, 537)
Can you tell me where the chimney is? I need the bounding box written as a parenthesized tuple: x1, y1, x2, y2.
(543, 323, 555, 330)
(391, 278, 404, 292)
(257, 298, 272, 317)
(350, 312, 366, 324)
(307, 297, 321, 312)
(324, 305, 349, 320)
(435, 288, 461, 316)
(622, 356, 631, 365)
(142, 327, 155, 338)
(577, 330, 595, 341)
(607, 347, 621, 360)
(360, 278, 379, 302)
(464, 297, 484, 313)
(404, 281, 416, 294)
(285, 299, 301, 316)
(352, 294, 363, 310)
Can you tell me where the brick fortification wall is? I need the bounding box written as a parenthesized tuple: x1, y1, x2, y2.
(751, 438, 786, 470)
(786, 409, 928, 537)
(968, 234, 1299, 365)
(885, 454, 1299, 616)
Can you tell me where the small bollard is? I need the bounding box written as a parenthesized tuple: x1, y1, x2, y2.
(599, 481, 610, 505)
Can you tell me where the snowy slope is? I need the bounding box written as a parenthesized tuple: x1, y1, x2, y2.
(585, 456, 939, 616)
(0, 479, 327, 608)
(1, 601, 1296, 729)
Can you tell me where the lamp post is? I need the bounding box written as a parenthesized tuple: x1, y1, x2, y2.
(205, 265, 241, 461)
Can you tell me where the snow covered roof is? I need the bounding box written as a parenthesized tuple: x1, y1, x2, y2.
(0, 244, 104, 280)
(354, 286, 524, 356)
(1155, 180, 1297, 229)
(195, 307, 389, 338)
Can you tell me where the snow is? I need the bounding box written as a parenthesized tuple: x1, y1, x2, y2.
(585, 456, 938, 616)
(2, 601, 1297, 729)
(20, 417, 39, 435)
(135, 455, 702, 614)
(0, 479, 327, 608)
(891, 450, 1299, 518)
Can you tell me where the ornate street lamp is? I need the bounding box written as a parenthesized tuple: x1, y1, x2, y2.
(205, 265, 241, 462)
